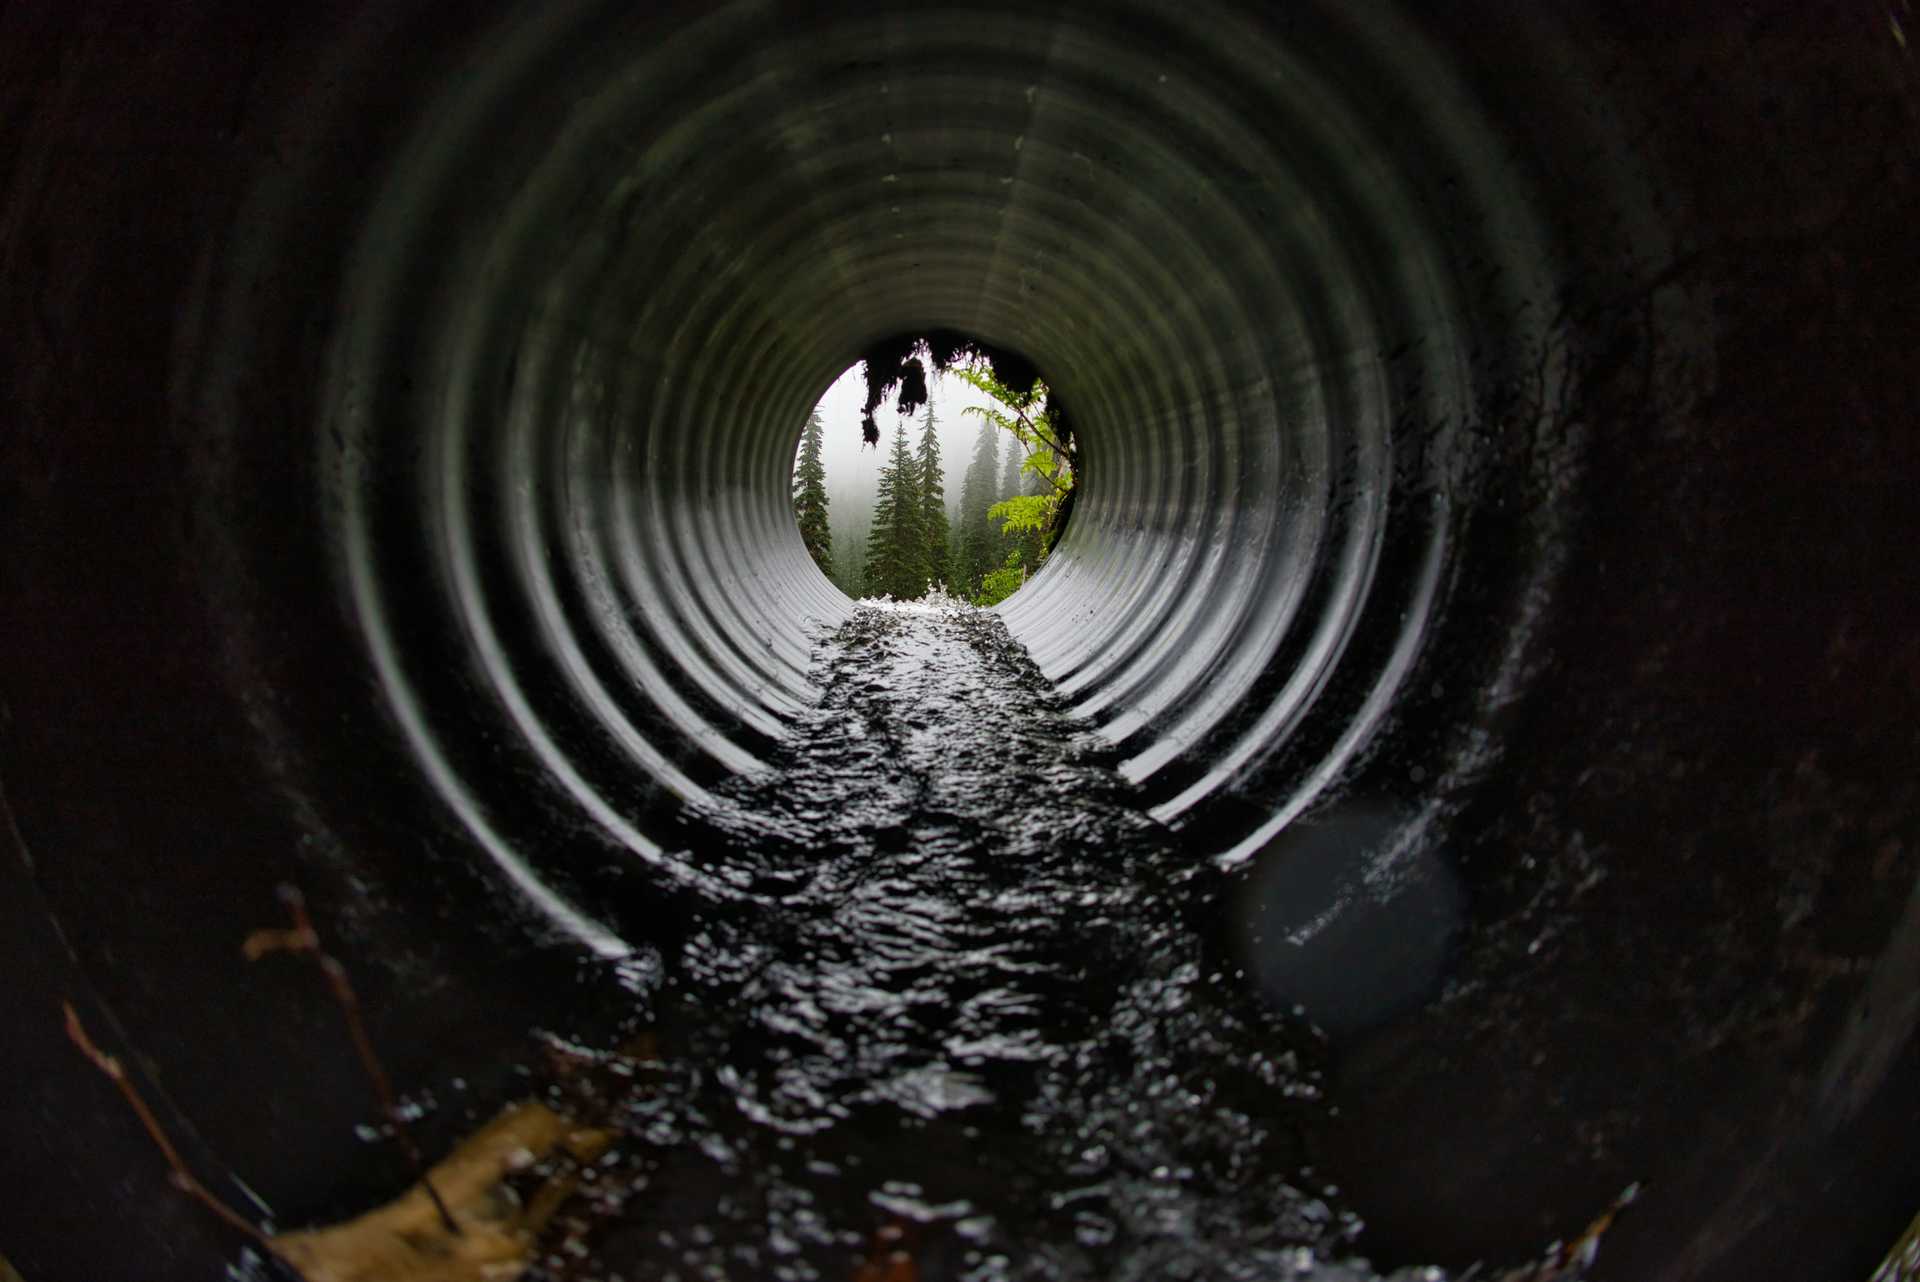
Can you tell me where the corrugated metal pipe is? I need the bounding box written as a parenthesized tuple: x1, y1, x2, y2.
(3, 1, 1916, 1277)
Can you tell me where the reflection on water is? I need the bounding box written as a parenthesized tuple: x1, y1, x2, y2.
(522, 598, 1393, 1281)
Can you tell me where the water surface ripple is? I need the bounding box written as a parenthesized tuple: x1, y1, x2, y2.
(547, 600, 1419, 1282)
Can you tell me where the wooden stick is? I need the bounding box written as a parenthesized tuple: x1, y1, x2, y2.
(63, 1002, 277, 1252)
(245, 885, 461, 1237)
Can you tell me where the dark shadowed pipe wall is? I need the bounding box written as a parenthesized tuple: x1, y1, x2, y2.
(3, 1, 1916, 1278)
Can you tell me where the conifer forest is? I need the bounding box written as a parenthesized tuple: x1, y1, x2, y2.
(793, 339, 1074, 607)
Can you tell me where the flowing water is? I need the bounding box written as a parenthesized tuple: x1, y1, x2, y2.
(517, 599, 1429, 1282)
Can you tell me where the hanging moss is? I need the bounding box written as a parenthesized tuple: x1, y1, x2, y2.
(855, 331, 1045, 449)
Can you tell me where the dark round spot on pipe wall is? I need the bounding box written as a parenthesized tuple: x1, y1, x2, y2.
(2, 1, 1917, 1279)
(1231, 806, 1465, 1040)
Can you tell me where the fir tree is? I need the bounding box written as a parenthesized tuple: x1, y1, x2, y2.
(791, 410, 833, 575)
(864, 418, 927, 598)
(954, 421, 1002, 596)
(835, 520, 868, 597)
(914, 396, 950, 594)
(998, 431, 1023, 504)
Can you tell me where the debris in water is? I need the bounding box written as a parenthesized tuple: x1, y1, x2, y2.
(245, 884, 460, 1235)
(271, 1101, 611, 1282)
(64, 883, 618, 1282)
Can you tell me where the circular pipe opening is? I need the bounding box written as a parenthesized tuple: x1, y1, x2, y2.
(789, 345, 1077, 607)
(4, 1, 1917, 1278)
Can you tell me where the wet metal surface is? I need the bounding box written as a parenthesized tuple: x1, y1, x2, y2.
(4, 2, 1918, 1279)
(546, 601, 1367, 1280)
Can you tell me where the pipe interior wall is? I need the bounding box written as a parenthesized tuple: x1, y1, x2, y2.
(2, 1, 1916, 1278)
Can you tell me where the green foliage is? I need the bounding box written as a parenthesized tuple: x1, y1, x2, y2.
(791, 410, 833, 575)
(987, 493, 1053, 535)
(950, 361, 1074, 597)
(972, 550, 1027, 607)
(951, 365, 1074, 500)
(951, 363, 1064, 451)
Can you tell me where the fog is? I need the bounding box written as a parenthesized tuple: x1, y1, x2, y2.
(797, 360, 1010, 521)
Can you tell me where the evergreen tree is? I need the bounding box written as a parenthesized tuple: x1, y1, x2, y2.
(954, 422, 1002, 596)
(792, 410, 833, 575)
(998, 431, 1023, 505)
(914, 396, 950, 594)
(864, 418, 927, 598)
(825, 505, 868, 596)
(835, 521, 868, 598)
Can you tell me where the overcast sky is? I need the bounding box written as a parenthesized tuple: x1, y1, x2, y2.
(802, 360, 1010, 512)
